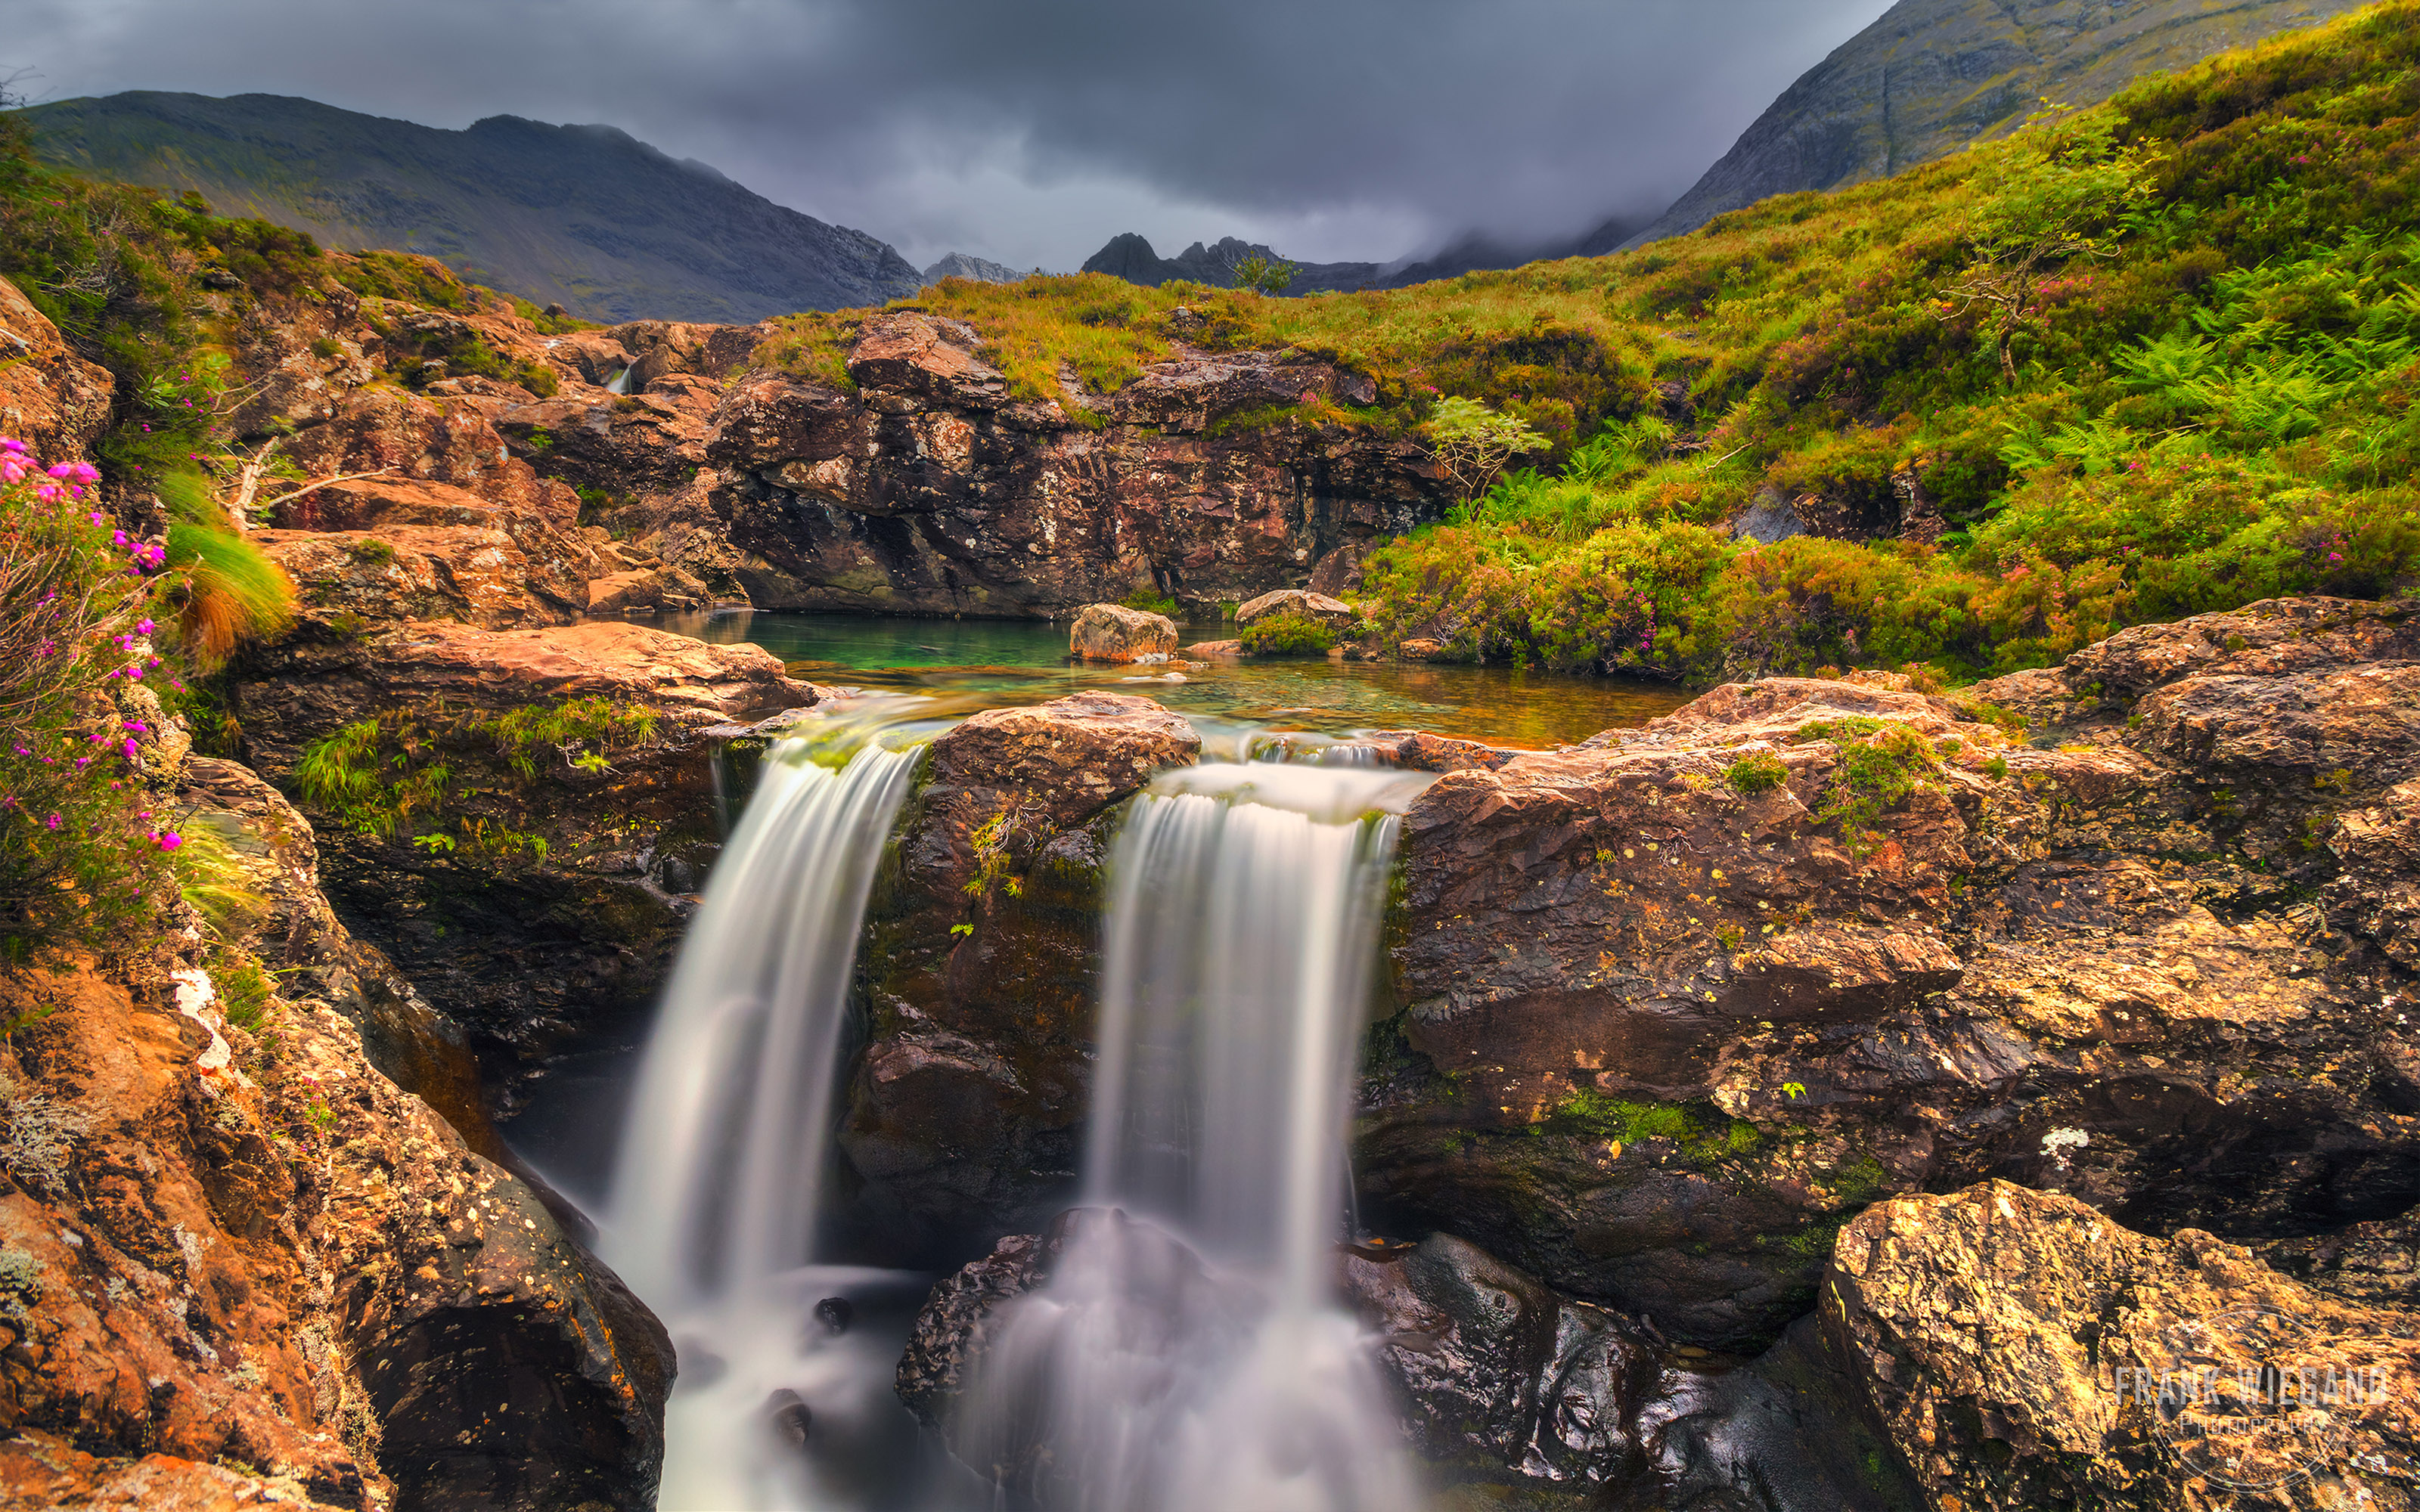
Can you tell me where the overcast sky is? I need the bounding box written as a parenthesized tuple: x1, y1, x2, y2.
(13, 0, 1894, 271)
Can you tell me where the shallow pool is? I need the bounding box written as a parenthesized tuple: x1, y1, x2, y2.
(647, 609, 1690, 748)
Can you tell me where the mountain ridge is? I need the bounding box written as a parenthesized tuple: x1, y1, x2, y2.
(1622, 0, 2371, 249)
(24, 90, 924, 323)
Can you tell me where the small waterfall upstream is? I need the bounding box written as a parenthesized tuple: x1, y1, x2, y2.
(607, 708, 966, 1511)
(954, 761, 1434, 1512)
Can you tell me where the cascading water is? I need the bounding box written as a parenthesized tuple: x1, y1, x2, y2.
(955, 761, 1435, 1512)
(606, 705, 972, 1511)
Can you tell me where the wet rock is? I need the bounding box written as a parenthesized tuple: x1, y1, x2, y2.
(1348, 729, 1519, 773)
(839, 695, 1198, 1263)
(0, 274, 113, 464)
(1233, 587, 1357, 630)
(765, 1388, 812, 1448)
(1828, 1181, 2420, 1510)
(1359, 600, 2420, 1349)
(1068, 603, 1178, 662)
(895, 1233, 1047, 1429)
(227, 620, 824, 1102)
(813, 1296, 855, 1334)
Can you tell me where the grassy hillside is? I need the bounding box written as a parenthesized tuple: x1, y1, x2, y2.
(26, 91, 923, 323)
(768, 0, 2418, 684)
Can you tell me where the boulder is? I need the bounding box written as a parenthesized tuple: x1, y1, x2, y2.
(1233, 587, 1357, 630)
(1829, 1182, 2420, 1510)
(0, 274, 113, 466)
(277, 382, 579, 528)
(840, 694, 1199, 1261)
(585, 562, 714, 615)
(1068, 603, 1178, 663)
(1357, 600, 2420, 1349)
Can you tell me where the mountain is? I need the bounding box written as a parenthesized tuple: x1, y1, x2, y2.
(923, 252, 1032, 285)
(1624, 0, 2370, 249)
(1080, 234, 1387, 295)
(24, 91, 924, 323)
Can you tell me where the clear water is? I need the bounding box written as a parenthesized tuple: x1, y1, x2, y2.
(647, 607, 1689, 748)
(951, 764, 1432, 1511)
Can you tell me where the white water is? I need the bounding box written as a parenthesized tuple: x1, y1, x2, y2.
(607, 711, 953, 1511)
(955, 761, 1433, 1512)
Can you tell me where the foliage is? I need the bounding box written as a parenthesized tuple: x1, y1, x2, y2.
(1118, 587, 1179, 616)
(291, 695, 660, 848)
(0, 450, 185, 961)
(1543, 1088, 1761, 1165)
(1723, 751, 1790, 795)
(1229, 253, 1298, 296)
(1425, 395, 1549, 502)
(1799, 721, 1943, 857)
(1239, 611, 1338, 657)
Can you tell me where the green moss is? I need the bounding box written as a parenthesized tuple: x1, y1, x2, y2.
(1541, 1089, 1761, 1165)
(290, 695, 660, 845)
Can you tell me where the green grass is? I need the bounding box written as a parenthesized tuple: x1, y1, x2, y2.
(1239, 611, 1339, 657)
(737, 3, 2420, 687)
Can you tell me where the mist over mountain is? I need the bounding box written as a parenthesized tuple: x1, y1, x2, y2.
(24, 91, 923, 322)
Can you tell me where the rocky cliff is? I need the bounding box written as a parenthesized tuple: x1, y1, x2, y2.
(27, 91, 924, 323)
(1626, 0, 2369, 247)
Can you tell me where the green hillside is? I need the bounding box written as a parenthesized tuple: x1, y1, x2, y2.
(781, 0, 2418, 683)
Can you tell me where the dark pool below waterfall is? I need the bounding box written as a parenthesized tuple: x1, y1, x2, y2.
(649, 608, 1692, 748)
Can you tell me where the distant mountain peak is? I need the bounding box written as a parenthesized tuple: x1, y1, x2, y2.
(922, 252, 1029, 286)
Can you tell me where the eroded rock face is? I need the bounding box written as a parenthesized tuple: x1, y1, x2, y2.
(0, 274, 113, 464)
(228, 619, 824, 1103)
(1359, 597, 2420, 1349)
(0, 764, 670, 1511)
(688, 315, 1444, 615)
(1828, 1181, 2420, 1510)
(839, 693, 1199, 1263)
(1234, 587, 1357, 629)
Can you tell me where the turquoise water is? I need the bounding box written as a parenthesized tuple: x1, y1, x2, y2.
(647, 609, 1690, 748)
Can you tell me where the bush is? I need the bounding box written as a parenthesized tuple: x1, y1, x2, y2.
(1723, 752, 1790, 795)
(1239, 612, 1338, 657)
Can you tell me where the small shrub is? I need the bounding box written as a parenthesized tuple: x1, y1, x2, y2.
(1118, 587, 1178, 617)
(346, 538, 396, 567)
(1723, 751, 1790, 795)
(1240, 612, 1338, 657)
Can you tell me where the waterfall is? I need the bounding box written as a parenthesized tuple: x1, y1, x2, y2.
(956, 761, 1433, 1512)
(607, 715, 937, 1510)
(605, 364, 635, 395)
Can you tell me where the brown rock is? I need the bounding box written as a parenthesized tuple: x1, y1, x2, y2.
(259, 525, 576, 631)
(1828, 1182, 2420, 1510)
(1398, 637, 1444, 660)
(1233, 587, 1357, 629)
(839, 695, 1199, 1260)
(586, 562, 714, 614)
(1069, 603, 1178, 662)
(0, 274, 113, 465)
(846, 312, 1010, 407)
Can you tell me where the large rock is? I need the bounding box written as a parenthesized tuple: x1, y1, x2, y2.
(0, 274, 113, 466)
(840, 694, 1199, 1263)
(687, 330, 1446, 616)
(0, 769, 672, 1511)
(1358, 598, 2420, 1349)
(1067, 603, 1177, 662)
(259, 525, 578, 631)
(1828, 1182, 2420, 1510)
(228, 619, 825, 1103)
(1233, 587, 1357, 629)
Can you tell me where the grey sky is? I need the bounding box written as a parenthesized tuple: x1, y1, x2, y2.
(14, 0, 1894, 271)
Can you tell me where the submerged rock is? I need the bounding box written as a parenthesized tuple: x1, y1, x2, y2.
(1068, 603, 1178, 663)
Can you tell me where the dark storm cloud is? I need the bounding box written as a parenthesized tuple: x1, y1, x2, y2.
(17, 0, 1892, 269)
